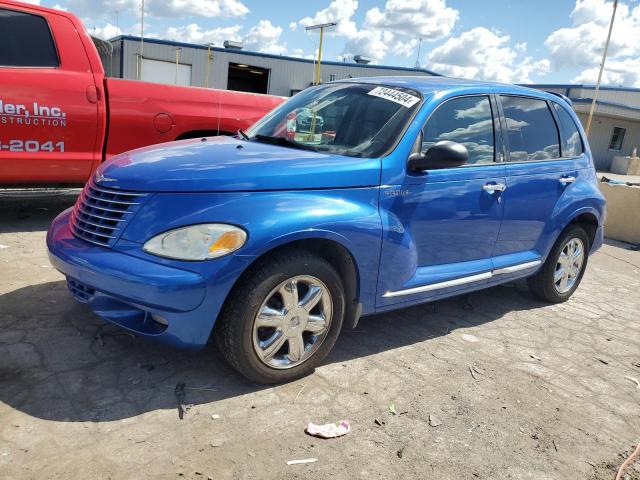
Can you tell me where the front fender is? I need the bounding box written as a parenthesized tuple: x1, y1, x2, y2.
(120, 188, 382, 313)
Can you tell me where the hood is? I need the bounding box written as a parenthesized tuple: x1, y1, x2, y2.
(96, 136, 380, 192)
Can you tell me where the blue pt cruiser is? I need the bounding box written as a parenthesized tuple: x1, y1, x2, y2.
(48, 77, 606, 383)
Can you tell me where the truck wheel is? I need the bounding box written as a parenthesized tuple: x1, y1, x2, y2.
(527, 225, 590, 303)
(215, 250, 345, 384)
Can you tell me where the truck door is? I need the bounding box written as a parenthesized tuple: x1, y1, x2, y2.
(0, 5, 100, 184)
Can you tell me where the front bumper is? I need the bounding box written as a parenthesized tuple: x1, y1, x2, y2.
(47, 209, 239, 348)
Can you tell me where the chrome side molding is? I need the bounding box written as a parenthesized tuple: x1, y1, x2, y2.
(492, 259, 542, 275)
(382, 259, 542, 298)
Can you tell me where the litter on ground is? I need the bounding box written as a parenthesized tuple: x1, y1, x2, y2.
(305, 420, 351, 439)
(287, 458, 318, 465)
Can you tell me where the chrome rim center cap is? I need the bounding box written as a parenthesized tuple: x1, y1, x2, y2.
(283, 308, 307, 337)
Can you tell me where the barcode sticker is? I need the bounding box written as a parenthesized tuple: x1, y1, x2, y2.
(367, 87, 420, 108)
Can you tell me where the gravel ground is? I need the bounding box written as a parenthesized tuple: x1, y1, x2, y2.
(1, 193, 639, 480)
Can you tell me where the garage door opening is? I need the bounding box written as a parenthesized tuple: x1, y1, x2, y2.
(227, 63, 269, 94)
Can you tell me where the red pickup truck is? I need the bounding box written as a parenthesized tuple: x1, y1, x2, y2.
(0, 0, 284, 186)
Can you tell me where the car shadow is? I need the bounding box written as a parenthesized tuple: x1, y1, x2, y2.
(0, 277, 548, 423)
(0, 190, 78, 234)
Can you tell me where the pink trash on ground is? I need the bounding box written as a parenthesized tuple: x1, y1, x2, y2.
(305, 420, 351, 439)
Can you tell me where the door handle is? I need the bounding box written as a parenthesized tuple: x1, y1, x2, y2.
(559, 176, 576, 185)
(483, 182, 506, 193)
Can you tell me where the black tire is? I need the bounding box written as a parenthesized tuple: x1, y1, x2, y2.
(215, 249, 345, 384)
(527, 225, 590, 303)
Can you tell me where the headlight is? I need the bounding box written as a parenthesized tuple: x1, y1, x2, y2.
(143, 224, 247, 261)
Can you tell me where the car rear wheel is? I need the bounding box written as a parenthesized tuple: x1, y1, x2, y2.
(215, 250, 345, 384)
(527, 225, 589, 303)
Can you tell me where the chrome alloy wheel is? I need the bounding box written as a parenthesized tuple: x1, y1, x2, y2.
(554, 237, 585, 294)
(252, 275, 333, 369)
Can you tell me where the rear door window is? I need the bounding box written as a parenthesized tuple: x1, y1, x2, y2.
(500, 96, 560, 162)
(553, 102, 584, 157)
(423, 95, 495, 164)
(0, 8, 59, 67)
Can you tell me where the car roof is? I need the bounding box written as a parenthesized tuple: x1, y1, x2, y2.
(340, 76, 548, 98)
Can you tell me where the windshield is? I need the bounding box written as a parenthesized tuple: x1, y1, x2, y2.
(245, 83, 422, 158)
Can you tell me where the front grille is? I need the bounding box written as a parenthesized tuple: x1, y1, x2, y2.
(67, 278, 96, 303)
(71, 181, 146, 247)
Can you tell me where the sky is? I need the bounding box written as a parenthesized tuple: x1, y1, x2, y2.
(23, 0, 640, 86)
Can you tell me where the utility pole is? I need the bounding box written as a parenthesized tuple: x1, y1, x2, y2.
(305, 22, 336, 85)
(137, 0, 145, 80)
(205, 43, 213, 88)
(586, 0, 618, 137)
(414, 36, 423, 69)
(175, 47, 182, 84)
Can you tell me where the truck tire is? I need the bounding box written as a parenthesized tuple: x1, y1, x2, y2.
(527, 225, 590, 303)
(215, 249, 345, 384)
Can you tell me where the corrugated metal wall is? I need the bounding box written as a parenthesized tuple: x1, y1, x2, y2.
(530, 85, 640, 171)
(577, 113, 640, 171)
(119, 39, 434, 97)
(573, 87, 640, 109)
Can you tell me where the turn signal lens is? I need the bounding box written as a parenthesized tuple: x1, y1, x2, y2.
(208, 230, 246, 255)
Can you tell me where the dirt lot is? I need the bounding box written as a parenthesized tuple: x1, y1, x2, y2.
(1, 193, 639, 480)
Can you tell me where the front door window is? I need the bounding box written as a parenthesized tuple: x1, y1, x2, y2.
(422, 95, 495, 164)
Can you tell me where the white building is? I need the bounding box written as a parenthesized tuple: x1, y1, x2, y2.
(106, 35, 439, 98)
(530, 84, 640, 171)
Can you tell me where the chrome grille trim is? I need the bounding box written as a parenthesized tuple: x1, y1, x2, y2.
(70, 181, 147, 247)
(72, 222, 117, 239)
(72, 216, 121, 231)
(74, 210, 127, 222)
(77, 202, 134, 216)
(89, 185, 146, 197)
(84, 191, 141, 205)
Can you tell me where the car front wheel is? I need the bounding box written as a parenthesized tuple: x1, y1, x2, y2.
(215, 250, 345, 384)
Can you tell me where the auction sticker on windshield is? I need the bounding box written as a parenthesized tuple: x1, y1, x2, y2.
(367, 87, 420, 108)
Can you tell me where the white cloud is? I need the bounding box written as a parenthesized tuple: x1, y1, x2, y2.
(149, 0, 249, 18)
(165, 23, 242, 45)
(573, 57, 640, 86)
(290, 48, 315, 60)
(62, 0, 248, 21)
(428, 27, 550, 82)
(342, 30, 394, 62)
(364, 0, 458, 40)
(299, 0, 359, 38)
(289, 21, 298, 31)
(19, 0, 40, 4)
(90, 23, 123, 40)
(164, 20, 287, 54)
(545, 0, 640, 86)
(297, 0, 458, 63)
(244, 20, 286, 54)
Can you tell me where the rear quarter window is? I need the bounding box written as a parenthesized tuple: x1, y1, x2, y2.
(500, 96, 560, 162)
(0, 7, 59, 67)
(553, 102, 584, 157)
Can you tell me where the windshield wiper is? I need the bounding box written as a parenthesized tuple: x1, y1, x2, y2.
(237, 129, 250, 141)
(253, 134, 318, 151)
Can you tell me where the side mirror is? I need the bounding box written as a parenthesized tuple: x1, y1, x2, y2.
(408, 140, 469, 171)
